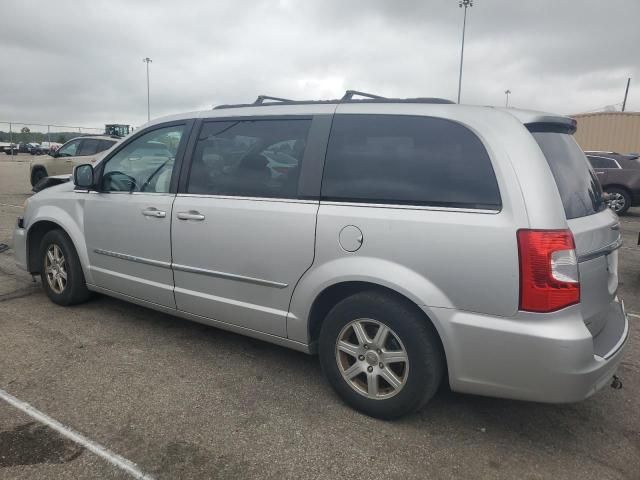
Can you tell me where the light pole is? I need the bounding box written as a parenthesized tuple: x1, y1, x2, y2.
(143, 57, 152, 122)
(457, 0, 473, 104)
(504, 89, 511, 107)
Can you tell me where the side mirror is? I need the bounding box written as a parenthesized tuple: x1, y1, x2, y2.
(73, 164, 94, 189)
(49, 150, 58, 158)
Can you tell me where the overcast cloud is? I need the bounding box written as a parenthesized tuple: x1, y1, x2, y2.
(1, 0, 639, 131)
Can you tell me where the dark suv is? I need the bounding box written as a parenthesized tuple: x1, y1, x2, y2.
(586, 151, 640, 214)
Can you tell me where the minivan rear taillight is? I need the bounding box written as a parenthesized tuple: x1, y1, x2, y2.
(517, 229, 580, 312)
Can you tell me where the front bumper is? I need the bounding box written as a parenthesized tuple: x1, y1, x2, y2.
(429, 298, 629, 403)
(13, 218, 28, 271)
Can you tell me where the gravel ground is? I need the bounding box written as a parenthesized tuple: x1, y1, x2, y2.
(1, 155, 638, 479)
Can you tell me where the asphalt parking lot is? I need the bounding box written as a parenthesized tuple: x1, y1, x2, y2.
(0, 155, 638, 479)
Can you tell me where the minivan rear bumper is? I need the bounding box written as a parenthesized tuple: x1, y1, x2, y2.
(429, 298, 628, 403)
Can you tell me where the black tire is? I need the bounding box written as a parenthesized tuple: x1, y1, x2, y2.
(31, 167, 47, 186)
(319, 291, 444, 419)
(605, 187, 631, 215)
(39, 229, 90, 306)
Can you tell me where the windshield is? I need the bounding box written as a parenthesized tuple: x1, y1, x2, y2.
(531, 131, 605, 219)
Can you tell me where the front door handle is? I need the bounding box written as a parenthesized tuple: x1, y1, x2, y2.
(142, 207, 166, 218)
(177, 211, 205, 221)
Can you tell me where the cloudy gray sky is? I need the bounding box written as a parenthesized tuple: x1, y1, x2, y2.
(1, 0, 639, 131)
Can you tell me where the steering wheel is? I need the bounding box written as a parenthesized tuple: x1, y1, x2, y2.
(103, 171, 138, 192)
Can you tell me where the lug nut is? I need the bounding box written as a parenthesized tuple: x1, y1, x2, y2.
(363, 344, 369, 350)
(379, 362, 384, 368)
(358, 355, 365, 361)
(367, 366, 373, 373)
(376, 349, 382, 354)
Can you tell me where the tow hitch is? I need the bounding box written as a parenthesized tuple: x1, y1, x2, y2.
(611, 375, 623, 390)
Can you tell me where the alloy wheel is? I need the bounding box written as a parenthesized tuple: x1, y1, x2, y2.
(607, 192, 626, 213)
(335, 318, 409, 399)
(45, 244, 67, 294)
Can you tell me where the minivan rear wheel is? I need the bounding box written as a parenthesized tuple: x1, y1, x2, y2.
(319, 291, 444, 419)
(606, 187, 631, 215)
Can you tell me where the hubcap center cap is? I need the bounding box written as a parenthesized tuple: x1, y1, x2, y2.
(365, 351, 379, 366)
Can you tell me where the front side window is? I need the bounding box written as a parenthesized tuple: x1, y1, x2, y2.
(57, 139, 81, 157)
(186, 119, 311, 198)
(101, 125, 184, 193)
(322, 115, 501, 209)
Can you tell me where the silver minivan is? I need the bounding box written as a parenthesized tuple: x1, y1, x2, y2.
(14, 92, 628, 419)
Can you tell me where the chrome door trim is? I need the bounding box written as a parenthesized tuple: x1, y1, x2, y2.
(95, 249, 289, 288)
(74, 190, 175, 196)
(577, 235, 623, 263)
(177, 193, 318, 205)
(172, 263, 288, 289)
(320, 200, 500, 214)
(94, 248, 171, 269)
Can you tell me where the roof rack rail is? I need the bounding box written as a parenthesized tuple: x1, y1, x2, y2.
(213, 90, 454, 109)
(341, 90, 385, 101)
(253, 95, 292, 105)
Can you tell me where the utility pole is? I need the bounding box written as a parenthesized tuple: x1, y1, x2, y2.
(457, 0, 473, 104)
(143, 57, 153, 122)
(504, 89, 511, 107)
(622, 77, 631, 112)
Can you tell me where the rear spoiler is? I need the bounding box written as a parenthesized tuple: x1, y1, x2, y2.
(526, 117, 577, 134)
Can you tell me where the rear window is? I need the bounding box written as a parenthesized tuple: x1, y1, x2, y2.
(322, 115, 501, 209)
(531, 131, 605, 219)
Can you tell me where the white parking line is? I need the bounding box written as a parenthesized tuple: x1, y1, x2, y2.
(0, 203, 23, 209)
(0, 388, 154, 479)
(627, 312, 640, 319)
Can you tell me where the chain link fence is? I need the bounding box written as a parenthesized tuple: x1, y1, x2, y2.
(0, 121, 105, 156)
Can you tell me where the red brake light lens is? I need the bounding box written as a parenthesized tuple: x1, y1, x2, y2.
(517, 229, 580, 313)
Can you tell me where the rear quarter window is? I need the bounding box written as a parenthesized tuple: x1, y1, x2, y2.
(321, 115, 501, 209)
(531, 131, 605, 219)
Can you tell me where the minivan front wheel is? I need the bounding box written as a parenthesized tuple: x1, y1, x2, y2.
(606, 187, 631, 215)
(319, 291, 444, 419)
(40, 229, 90, 306)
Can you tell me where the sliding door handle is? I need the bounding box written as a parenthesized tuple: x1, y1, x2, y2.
(177, 211, 205, 221)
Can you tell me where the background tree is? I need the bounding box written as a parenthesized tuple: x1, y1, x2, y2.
(20, 126, 31, 143)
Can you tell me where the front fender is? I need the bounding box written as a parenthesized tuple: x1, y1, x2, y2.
(26, 202, 92, 284)
(286, 256, 453, 344)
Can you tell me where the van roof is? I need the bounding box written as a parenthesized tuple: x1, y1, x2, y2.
(146, 91, 576, 133)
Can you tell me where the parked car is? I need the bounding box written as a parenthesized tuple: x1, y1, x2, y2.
(2, 143, 17, 155)
(24, 142, 40, 154)
(14, 92, 628, 419)
(2, 142, 39, 154)
(586, 151, 640, 214)
(33, 142, 62, 155)
(29, 136, 118, 186)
